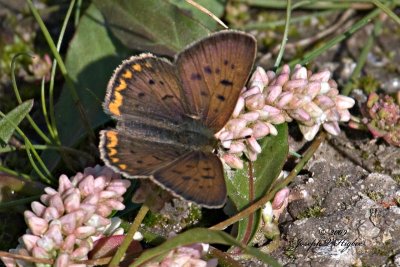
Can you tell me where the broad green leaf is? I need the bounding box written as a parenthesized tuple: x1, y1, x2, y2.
(41, 4, 132, 170)
(0, 100, 33, 145)
(130, 228, 281, 267)
(226, 123, 288, 244)
(93, 0, 212, 56)
(169, 0, 226, 30)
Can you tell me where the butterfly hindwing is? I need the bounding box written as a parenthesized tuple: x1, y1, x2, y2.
(175, 31, 256, 132)
(99, 130, 187, 178)
(104, 54, 186, 122)
(100, 30, 257, 208)
(151, 151, 227, 208)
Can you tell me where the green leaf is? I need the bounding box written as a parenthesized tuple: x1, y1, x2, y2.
(0, 100, 34, 145)
(169, 0, 226, 30)
(41, 4, 132, 170)
(93, 0, 212, 56)
(130, 228, 281, 267)
(226, 123, 288, 244)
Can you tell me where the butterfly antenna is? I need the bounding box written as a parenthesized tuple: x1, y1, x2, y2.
(185, 0, 228, 29)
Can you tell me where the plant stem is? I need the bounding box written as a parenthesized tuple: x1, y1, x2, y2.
(0, 165, 31, 180)
(274, 0, 292, 68)
(0, 111, 53, 183)
(48, 0, 77, 143)
(108, 204, 150, 267)
(210, 132, 326, 230)
(25, 0, 95, 141)
(0, 195, 39, 210)
(11, 54, 52, 144)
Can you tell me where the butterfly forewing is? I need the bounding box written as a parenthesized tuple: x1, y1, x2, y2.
(104, 54, 186, 122)
(151, 151, 227, 208)
(100, 30, 257, 208)
(99, 130, 187, 178)
(176, 31, 256, 132)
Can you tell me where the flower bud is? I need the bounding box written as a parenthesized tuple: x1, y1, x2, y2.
(239, 111, 260, 122)
(25, 211, 48, 236)
(264, 85, 282, 103)
(309, 70, 330, 82)
(222, 154, 243, 169)
(291, 65, 307, 79)
(229, 142, 246, 154)
(232, 96, 245, 117)
(245, 93, 265, 110)
(335, 95, 355, 109)
(246, 137, 262, 153)
(252, 121, 270, 139)
(323, 121, 341, 136)
(249, 66, 269, 91)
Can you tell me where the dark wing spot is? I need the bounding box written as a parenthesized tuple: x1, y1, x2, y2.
(172, 170, 183, 174)
(137, 160, 143, 164)
(186, 164, 194, 168)
(191, 73, 202, 80)
(203, 167, 211, 171)
(215, 68, 221, 74)
(194, 178, 200, 182)
(224, 59, 228, 65)
(220, 79, 233, 86)
(199, 185, 204, 189)
(204, 66, 212, 74)
(138, 92, 145, 97)
(130, 150, 136, 154)
(217, 94, 225, 101)
(231, 64, 235, 69)
(182, 176, 191, 180)
(200, 91, 208, 97)
(214, 108, 219, 113)
(162, 94, 174, 100)
(148, 79, 155, 85)
(202, 175, 214, 179)
(159, 81, 164, 85)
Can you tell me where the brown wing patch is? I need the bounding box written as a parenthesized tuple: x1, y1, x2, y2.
(104, 54, 186, 123)
(151, 151, 226, 208)
(99, 130, 187, 178)
(175, 31, 256, 132)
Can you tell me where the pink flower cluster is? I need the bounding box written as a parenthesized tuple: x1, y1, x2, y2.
(2, 165, 130, 267)
(216, 65, 355, 168)
(143, 243, 217, 267)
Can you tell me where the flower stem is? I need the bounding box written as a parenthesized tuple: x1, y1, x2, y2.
(210, 131, 326, 230)
(108, 204, 149, 267)
(274, 0, 292, 68)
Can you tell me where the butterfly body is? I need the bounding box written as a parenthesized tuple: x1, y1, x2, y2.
(100, 31, 256, 208)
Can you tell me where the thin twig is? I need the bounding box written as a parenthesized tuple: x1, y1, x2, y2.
(0, 251, 53, 265)
(185, 0, 228, 29)
(273, 10, 354, 55)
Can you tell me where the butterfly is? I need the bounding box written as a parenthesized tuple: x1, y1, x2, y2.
(99, 30, 256, 208)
